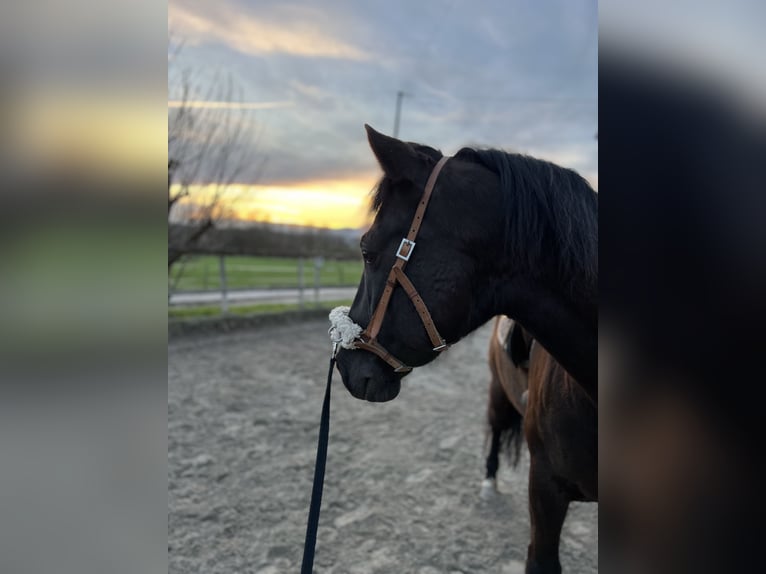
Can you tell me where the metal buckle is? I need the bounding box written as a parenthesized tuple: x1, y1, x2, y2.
(396, 238, 416, 261)
(394, 364, 412, 373)
(432, 342, 448, 352)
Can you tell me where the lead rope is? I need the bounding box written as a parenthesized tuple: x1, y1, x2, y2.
(300, 341, 338, 574)
(300, 309, 360, 571)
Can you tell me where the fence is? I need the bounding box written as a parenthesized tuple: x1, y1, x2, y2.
(168, 254, 363, 317)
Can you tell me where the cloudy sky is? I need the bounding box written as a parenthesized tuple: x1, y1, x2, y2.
(169, 0, 597, 228)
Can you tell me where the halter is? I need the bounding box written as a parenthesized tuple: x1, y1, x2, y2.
(351, 156, 451, 372)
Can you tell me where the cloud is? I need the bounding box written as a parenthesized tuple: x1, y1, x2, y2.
(169, 1, 371, 61)
(168, 0, 597, 191)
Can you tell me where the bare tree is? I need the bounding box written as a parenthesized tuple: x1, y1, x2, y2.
(168, 37, 263, 271)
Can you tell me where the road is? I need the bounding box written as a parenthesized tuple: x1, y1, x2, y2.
(168, 318, 597, 573)
(169, 286, 358, 306)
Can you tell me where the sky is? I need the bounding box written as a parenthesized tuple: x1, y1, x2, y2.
(168, 0, 598, 229)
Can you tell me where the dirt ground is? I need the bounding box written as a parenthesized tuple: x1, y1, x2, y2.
(168, 317, 597, 573)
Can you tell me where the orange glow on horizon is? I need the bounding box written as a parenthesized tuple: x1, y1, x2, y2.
(172, 176, 379, 229)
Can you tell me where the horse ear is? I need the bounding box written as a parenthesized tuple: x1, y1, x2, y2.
(365, 124, 426, 183)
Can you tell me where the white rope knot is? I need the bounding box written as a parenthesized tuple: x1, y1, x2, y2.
(328, 306, 363, 349)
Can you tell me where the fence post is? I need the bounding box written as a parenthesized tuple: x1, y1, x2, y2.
(219, 255, 229, 315)
(298, 257, 305, 310)
(314, 256, 324, 308)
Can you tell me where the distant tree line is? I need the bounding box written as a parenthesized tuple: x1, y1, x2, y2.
(168, 223, 361, 260)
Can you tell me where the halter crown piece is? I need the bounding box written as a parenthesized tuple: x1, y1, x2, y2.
(328, 156, 451, 373)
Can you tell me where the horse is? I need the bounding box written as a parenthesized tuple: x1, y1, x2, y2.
(334, 125, 597, 573)
(481, 316, 597, 573)
(481, 316, 531, 498)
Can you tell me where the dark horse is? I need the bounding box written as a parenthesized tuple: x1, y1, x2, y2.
(482, 316, 596, 573)
(482, 316, 532, 497)
(335, 125, 597, 573)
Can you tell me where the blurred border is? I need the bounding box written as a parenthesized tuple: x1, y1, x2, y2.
(600, 2, 765, 571)
(0, 1, 167, 573)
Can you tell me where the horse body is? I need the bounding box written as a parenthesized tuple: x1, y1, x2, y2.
(486, 317, 596, 574)
(525, 346, 597, 502)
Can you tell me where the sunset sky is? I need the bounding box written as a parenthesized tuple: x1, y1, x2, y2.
(168, 0, 598, 229)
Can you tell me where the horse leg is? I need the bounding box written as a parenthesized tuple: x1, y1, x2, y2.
(481, 426, 502, 498)
(481, 374, 522, 499)
(526, 455, 570, 574)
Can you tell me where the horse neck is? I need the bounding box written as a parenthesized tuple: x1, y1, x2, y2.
(494, 273, 597, 403)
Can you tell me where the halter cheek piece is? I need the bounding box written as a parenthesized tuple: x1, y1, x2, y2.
(330, 156, 451, 373)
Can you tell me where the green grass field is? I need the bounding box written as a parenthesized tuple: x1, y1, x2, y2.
(170, 255, 363, 292)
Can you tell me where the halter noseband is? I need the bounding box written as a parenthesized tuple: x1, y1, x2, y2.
(351, 156, 451, 372)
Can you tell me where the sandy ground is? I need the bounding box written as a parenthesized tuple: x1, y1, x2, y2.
(168, 318, 597, 573)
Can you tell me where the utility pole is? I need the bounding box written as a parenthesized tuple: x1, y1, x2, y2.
(393, 90, 406, 138)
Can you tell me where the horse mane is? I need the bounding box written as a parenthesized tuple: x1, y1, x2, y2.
(455, 148, 598, 306)
(370, 143, 597, 306)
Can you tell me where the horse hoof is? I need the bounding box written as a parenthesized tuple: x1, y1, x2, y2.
(480, 478, 498, 499)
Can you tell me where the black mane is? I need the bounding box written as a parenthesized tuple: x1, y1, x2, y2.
(456, 147, 598, 306)
(370, 143, 597, 307)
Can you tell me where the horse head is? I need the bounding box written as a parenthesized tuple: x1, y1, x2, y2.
(335, 125, 504, 401)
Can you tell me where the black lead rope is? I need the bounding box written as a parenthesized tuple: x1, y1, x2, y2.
(300, 345, 337, 574)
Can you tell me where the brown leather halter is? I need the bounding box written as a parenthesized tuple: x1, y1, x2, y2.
(352, 156, 451, 373)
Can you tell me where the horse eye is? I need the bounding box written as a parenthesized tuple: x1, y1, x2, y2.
(361, 249, 377, 265)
